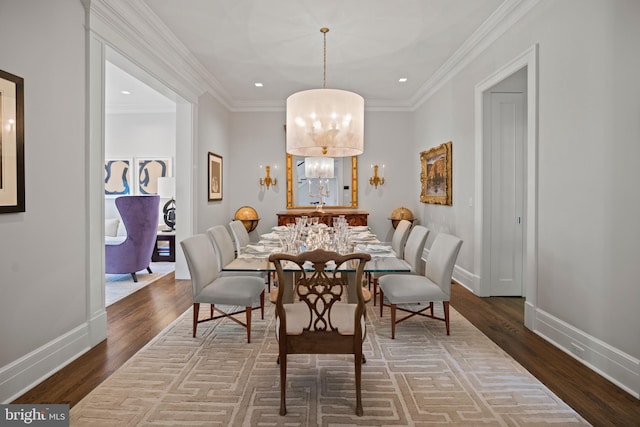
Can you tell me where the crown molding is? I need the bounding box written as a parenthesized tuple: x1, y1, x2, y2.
(411, 0, 541, 110)
(85, 0, 227, 108)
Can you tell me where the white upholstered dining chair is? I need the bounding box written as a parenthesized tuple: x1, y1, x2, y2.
(229, 220, 252, 254)
(371, 219, 413, 305)
(378, 232, 462, 338)
(181, 234, 265, 342)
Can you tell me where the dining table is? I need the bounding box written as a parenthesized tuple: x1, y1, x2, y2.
(222, 222, 412, 303)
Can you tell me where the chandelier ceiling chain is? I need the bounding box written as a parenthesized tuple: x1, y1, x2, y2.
(321, 27, 329, 89)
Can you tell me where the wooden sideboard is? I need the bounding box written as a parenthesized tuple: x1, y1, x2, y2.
(277, 210, 369, 227)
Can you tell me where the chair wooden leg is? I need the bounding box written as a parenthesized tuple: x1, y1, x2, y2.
(146, 266, 152, 274)
(279, 353, 287, 415)
(355, 352, 363, 416)
(379, 289, 384, 317)
(131, 272, 138, 282)
(246, 306, 252, 343)
(391, 303, 397, 339)
(372, 277, 379, 306)
(192, 303, 200, 337)
(260, 291, 265, 319)
(443, 301, 450, 335)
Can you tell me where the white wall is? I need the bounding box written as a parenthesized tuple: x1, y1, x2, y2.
(196, 93, 232, 233)
(413, 0, 640, 396)
(228, 111, 415, 243)
(0, 0, 90, 401)
(228, 112, 285, 240)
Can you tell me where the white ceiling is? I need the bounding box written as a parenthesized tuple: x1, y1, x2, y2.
(107, 0, 510, 112)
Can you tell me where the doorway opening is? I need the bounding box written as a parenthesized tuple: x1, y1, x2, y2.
(474, 45, 538, 330)
(104, 49, 177, 305)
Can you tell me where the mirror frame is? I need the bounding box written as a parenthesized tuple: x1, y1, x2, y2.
(286, 153, 358, 209)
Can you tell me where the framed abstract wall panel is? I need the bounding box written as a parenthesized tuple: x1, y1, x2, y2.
(136, 158, 171, 195)
(0, 69, 25, 213)
(420, 141, 452, 205)
(208, 152, 222, 201)
(105, 159, 133, 197)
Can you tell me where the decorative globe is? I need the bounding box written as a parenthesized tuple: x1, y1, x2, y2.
(234, 206, 260, 232)
(389, 206, 415, 229)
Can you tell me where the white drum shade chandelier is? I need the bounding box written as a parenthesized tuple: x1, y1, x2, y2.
(286, 28, 364, 158)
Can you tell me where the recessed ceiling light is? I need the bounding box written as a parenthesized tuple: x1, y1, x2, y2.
(398, 78, 408, 83)
(120, 90, 131, 95)
(254, 83, 263, 87)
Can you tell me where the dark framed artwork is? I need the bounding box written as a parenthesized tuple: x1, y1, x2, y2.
(208, 152, 222, 201)
(104, 159, 132, 197)
(420, 141, 452, 205)
(136, 157, 171, 195)
(0, 69, 25, 213)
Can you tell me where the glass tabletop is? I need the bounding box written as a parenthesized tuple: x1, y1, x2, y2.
(223, 251, 411, 273)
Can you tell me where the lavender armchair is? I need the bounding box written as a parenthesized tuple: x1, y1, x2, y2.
(106, 195, 160, 282)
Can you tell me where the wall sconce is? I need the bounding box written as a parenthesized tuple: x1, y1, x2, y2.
(369, 164, 385, 188)
(259, 165, 277, 189)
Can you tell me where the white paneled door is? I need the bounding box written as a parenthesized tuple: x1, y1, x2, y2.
(489, 92, 524, 296)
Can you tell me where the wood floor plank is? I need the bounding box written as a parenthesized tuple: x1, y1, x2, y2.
(12, 276, 639, 427)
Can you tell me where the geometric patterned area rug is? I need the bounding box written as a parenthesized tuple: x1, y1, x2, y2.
(105, 262, 175, 306)
(70, 301, 590, 426)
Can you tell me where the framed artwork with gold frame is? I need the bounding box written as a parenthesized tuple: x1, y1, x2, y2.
(420, 141, 452, 205)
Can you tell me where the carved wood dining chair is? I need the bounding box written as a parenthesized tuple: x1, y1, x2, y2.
(268, 249, 371, 416)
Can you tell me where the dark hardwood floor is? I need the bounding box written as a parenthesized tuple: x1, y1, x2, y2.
(13, 278, 639, 426)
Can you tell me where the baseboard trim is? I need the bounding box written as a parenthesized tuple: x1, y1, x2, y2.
(0, 315, 102, 403)
(533, 307, 639, 399)
(452, 264, 479, 294)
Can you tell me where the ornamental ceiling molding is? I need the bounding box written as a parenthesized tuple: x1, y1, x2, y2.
(85, 0, 539, 113)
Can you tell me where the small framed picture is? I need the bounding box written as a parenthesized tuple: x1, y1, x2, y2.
(136, 158, 171, 195)
(208, 152, 222, 201)
(0, 69, 25, 213)
(104, 159, 133, 197)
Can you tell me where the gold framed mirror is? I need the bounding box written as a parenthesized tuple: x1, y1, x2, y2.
(286, 154, 358, 208)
